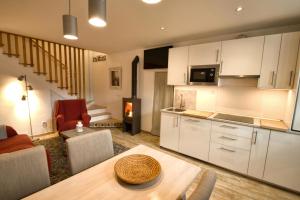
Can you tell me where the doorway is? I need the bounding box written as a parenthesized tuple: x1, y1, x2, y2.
(151, 72, 174, 136)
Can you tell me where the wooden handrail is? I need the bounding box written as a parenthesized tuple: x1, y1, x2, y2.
(31, 39, 66, 70)
(0, 30, 86, 97)
(0, 30, 85, 51)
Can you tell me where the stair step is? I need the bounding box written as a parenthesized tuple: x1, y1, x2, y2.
(86, 100, 95, 107)
(88, 107, 107, 115)
(88, 104, 106, 110)
(3, 52, 19, 57)
(19, 62, 34, 66)
(90, 112, 111, 122)
(57, 87, 68, 89)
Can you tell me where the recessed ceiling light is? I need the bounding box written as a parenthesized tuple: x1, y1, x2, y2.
(160, 27, 166, 30)
(236, 6, 243, 12)
(142, 0, 162, 4)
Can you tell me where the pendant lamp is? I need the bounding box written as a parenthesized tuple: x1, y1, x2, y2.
(88, 0, 107, 27)
(63, 0, 78, 40)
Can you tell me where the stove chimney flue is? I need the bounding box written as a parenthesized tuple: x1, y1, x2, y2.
(132, 56, 139, 98)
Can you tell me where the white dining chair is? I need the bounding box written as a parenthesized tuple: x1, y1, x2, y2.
(66, 129, 114, 175)
(183, 170, 217, 200)
(0, 146, 51, 200)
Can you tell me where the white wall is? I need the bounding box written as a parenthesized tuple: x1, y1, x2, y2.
(89, 49, 166, 132)
(175, 85, 289, 120)
(0, 50, 73, 136)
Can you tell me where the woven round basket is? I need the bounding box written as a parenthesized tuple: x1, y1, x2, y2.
(114, 154, 161, 185)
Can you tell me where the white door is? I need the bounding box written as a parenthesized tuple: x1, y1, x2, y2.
(167, 46, 189, 85)
(220, 36, 264, 76)
(160, 112, 180, 151)
(264, 131, 300, 192)
(275, 32, 300, 89)
(189, 42, 221, 65)
(258, 34, 281, 89)
(248, 128, 270, 179)
(179, 116, 211, 161)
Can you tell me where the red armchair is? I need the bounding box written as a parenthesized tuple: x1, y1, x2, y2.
(55, 99, 91, 132)
(0, 125, 51, 170)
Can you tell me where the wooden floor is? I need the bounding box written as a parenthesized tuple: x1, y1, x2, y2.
(36, 129, 300, 200)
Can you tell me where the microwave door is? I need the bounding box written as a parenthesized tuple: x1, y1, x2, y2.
(190, 70, 207, 82)
(190, 67, 216, 85)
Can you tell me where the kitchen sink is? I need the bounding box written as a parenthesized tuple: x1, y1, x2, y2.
(166, 108, 186, 112)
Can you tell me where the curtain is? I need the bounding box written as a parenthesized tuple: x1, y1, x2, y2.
(151, 72, 174, 136)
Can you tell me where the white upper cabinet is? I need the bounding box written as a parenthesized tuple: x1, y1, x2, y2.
(275, 32, 300, 89)
(248, 128, 270, 179)
(264, 131, 300, 192)
(220, 36, 264, 76)
(189, 42, 221, 66)
(258, 34, 281, 89)
(167, 46, 189, 85)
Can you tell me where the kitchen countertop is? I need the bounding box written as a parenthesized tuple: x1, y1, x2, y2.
(161, 108, 289, 132)
(182, 110, 214, 119)
(260, 119, 289, 132)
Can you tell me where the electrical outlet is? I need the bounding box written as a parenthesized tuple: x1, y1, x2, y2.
(42, 121, 47, 128)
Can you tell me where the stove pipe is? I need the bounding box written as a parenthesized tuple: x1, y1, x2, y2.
(131, 56, 139, 98)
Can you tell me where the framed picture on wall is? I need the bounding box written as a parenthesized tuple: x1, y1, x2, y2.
(109, 67, 122, 89)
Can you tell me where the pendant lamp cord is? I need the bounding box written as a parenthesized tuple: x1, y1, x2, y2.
(68, 0, 71, 15)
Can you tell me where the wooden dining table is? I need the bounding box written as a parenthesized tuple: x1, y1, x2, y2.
(24, 145, 201, 200)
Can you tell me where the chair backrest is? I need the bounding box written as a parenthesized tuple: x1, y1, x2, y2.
(0, 146, 51, 200)
(66, 129, 114, 175)
(188, 170, 217, 200)
(55, 99, 87, 121)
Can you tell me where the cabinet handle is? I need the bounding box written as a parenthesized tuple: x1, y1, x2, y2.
(219, 136, 237, 141)
(176, 117, 179, 127)
(252, 131, 258, 144)
(220, 60, 223, 73)
(220, 124, 237, 129)
(186, 119, 201, 123)
(289, 71, 294, 87)
(173, 117, 176, 128)
(271, 71, 275, 86)
(216, 49, 219, 63)
(183, 73, 187, 84)
(219, 147, 236, 153)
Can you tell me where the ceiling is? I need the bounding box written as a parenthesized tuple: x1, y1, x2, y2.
(0, 0, 300, 54)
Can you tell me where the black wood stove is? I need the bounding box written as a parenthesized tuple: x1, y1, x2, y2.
(122, 56, 141, 135)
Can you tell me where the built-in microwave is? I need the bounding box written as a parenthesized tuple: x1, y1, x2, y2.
(188, 65, 219, 85)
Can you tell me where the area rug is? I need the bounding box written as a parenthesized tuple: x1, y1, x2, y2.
(34, 136, 130, 185)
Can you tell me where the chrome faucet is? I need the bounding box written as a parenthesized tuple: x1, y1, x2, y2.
(179, 94, 185, 109)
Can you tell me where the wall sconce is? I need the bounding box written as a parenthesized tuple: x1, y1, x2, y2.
(18, 75, 33, 101)
(18, 75, 34, 139)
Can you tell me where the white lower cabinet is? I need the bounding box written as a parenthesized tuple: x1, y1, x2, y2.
(209, 121, 253, 174)
(263, 131, 300, 192)
(178, 116, 211, 161)
(160, 112, 180, 151)
(160, 112, 300, 192)
(248, 128, 270, 179)
(209, 143, 250, 174)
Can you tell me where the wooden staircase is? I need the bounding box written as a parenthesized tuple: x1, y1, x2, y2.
(0, 31, 86, 98)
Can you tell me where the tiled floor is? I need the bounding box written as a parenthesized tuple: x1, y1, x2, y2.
(36, 129, 300, 200)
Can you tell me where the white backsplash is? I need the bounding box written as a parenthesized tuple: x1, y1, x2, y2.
(174, 85, 290, 120)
